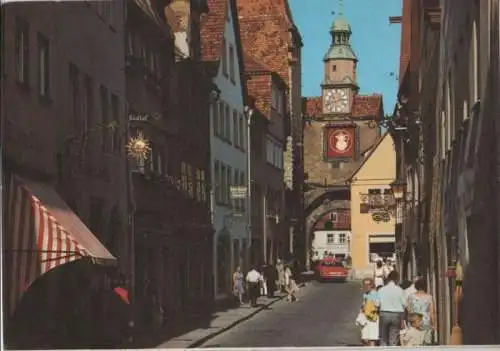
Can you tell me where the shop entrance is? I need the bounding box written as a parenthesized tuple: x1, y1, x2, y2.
(368, 234, 395, 262)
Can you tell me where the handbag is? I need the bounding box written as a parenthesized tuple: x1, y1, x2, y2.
(355, 312, 368, 327)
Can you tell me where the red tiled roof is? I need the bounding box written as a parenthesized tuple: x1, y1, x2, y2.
(237, 0, 293, 84)
(302, 97, 322, 118)
(302, 94, 383, 119)
(352, 94, 383, 118)
(200, 0, 227, 62)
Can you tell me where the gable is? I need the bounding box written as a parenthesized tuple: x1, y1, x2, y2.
(220, 0, 244, 87)
(354, 134, 396, 181)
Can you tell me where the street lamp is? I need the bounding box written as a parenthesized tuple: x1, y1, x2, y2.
(390, 179, 407, 201)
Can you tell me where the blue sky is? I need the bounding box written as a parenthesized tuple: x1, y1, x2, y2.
(289, 0, 402, 114)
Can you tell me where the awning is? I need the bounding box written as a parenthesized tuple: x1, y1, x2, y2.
(369, 235, 396, 244)
(5, 175, 117, 316)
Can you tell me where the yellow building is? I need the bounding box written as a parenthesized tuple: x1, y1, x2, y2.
(349, 133, 396, 276)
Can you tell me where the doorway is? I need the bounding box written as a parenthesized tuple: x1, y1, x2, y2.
(368, 234, 395, 262)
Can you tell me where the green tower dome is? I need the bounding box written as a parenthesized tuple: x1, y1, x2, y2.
(330, 17, 351, 33)
(323, 15, 357, 62)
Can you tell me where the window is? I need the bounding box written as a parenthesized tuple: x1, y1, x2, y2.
(187, 164, 194, 198)
(111, 94, 120, 153)
(212, 102, 219, 136)
(69, 64, 79, 130)
(233, 170, 240, 209)
(219, 101, 226, 139)
(195, 169, 202, 201)
(327, 233, 334, 244)
(225, 104, 231, 141)
(330, 213, 338, 222)
(233, 110, 239, 147)
(37, 34, 50, 98)
(271, 87, 283, 113)
(15, 18, 29, 85)
(239, 171, 245, 210)
(266, 138, 273, 164)
(100, 86, 110, 152)
(332, 65, 337, 72)
(226, 166, 232, 205)
(214, 161, 221, 203)
(84, 75, 93, 134)
(181, 162, 188, 194)
(239, 114, 245, 150)
(229, 45, 235, 82)
(149, 142, 162, 174)
(221, 164, 227, 204)
(126, 30, 134, 56)
(338, 233, 347, 244)
(200, 170, 207, 202)
(221, 38, 228, 76)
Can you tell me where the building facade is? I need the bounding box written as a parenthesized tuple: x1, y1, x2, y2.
(201, 0, 249, 300)
(237, 0, 303, 265)
(302, 14, 383, 270)
(2, 2, 129, 348)
(349, 134, 396, 274)
(392, 0, 500, 344)
(242, 55, 288, 265)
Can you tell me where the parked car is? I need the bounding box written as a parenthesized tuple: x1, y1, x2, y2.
(317, 258, 349, 282)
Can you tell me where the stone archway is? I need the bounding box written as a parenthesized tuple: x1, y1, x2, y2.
(305, 198, 350, 268)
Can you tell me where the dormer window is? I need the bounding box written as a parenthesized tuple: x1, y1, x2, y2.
(271, 86, 283, 114)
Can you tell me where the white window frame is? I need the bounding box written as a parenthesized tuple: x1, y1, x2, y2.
(327, 233, 334, 244)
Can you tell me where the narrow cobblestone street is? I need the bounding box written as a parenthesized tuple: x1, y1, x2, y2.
(199, 281, 363, 348)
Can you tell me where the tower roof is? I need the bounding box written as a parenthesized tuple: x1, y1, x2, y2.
(324, 14, 357, 62)
(330, 16, 351, 33)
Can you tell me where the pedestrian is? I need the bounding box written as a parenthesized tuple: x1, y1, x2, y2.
(232, 266, 245, 305)
(276, 259, 285, 293)
(406, 278, 436, 345)
(284, 265, 299, 302)
(400, 312, 427, 346)
(376, 270, 406, 346)
(260, 264, 268, 297)
(360, 278, 379, 346)
(246, 266, 262, 307)
(373, 259, 386, 288)
(404, 275, 421, 303)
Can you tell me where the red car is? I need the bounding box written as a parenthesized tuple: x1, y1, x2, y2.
(317, 258, 349, 282)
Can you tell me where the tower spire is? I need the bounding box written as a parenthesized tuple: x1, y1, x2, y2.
(338, 0, 344, 16)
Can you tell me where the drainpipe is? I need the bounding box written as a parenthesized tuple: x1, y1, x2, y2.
(244, 106, 254, 267)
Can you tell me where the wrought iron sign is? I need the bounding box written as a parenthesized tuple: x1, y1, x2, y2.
(359, 191, 396, 223)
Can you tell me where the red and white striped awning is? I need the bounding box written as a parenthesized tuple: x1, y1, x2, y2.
(5, 175, 117, 316)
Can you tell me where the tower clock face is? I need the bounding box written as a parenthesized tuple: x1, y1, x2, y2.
(323, 88, 350, 113)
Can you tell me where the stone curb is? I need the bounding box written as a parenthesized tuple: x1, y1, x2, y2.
(187, 294, 286, 348)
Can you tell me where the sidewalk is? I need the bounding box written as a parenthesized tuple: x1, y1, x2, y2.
(157, 282, 312, 349)
(156, 293, 285, 349)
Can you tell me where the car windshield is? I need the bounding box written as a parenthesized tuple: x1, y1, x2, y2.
(321, 261, 344, 267)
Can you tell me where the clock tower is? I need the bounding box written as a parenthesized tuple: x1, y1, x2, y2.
(321, 14, 359, 115)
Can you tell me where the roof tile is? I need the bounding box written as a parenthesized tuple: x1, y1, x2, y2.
(352, 94, 383, 118)
(301, 94, 382, 119)
(302, 97, 322, 118)
(200, 0, 227, 62)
